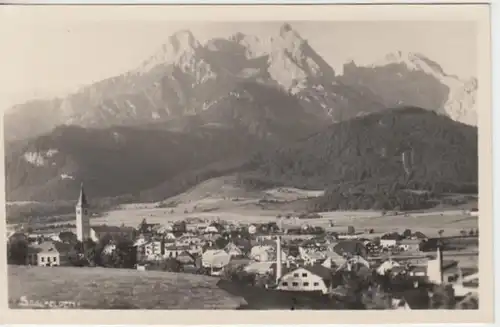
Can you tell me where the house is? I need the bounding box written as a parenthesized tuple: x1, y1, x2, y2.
(250, 245, 273, 262)
(156, 223, 174, 234)
(376, 259, 401, 275)
(243, 261, 275, 275)
(333, 240, 368, 258)
(144, 240, 163, 258)
(250, 245, 286, 262)
(90, 225, 136, 242)
(188, 243, 204, 256)
(28, 241, 72, 267)
(380, 233, 402, 247)
(175, 235, 202, 247)
(298, 246, 327, 265)
(165, 245, 190, 258)
(164, 232, 176, 241)
(202, 249, 231, 268)
(137, 221, 161, 236)
(411, 231, 428, 240)
(399, 239, 422, 252)
(204, 223, 220, 234)
(321, 252, 347, 269)
(276, 265, 333, 294)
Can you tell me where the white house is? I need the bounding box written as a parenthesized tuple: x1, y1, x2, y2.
(276, 266, 333, 294)
(376, 259, 401, 275)
(204, 225, 219, 234)
(144, 241, 163, 259)
(27, 241, 71, 267)
(250, 245, 286, 262)
(380, 239, 398, 247)
(202, 249, 231, 268)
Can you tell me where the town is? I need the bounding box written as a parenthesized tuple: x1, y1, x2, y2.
(7, 183, 479, 310)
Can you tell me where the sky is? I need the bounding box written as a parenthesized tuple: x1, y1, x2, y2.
(0, 19, 477, 112)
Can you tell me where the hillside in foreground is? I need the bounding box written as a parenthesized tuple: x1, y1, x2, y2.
(8, 265, 245, 309)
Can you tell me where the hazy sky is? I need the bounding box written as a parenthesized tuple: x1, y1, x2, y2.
(0, 20, 476, 112)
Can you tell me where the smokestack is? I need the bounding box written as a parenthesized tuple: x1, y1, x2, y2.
(276, 236, 282, 284)
(437, 246, 443, 284)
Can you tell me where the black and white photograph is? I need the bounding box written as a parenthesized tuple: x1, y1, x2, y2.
(0, 3, 493, 324)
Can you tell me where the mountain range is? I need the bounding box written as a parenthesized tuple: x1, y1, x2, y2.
(3, 23, 478, 204)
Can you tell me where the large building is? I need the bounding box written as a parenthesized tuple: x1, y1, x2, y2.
(75, 183, 90, 242)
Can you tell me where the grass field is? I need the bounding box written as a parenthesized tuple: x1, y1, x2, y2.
(8, 266, 245, 309)
(92, 205, 478, 237)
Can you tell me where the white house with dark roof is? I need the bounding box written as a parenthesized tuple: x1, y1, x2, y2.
(27, 241, 72, 267)
(277, 266, 333, 294)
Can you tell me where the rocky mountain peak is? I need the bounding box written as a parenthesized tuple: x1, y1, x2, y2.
(137, 29, 201, 73)
(374, 50, 447, 78)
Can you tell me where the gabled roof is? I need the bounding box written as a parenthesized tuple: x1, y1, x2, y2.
(283, 265, 332, 282)
(32, 241, 72, 254)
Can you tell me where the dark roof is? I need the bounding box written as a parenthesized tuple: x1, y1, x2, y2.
(381, 232, 402, 240)
(233, 238, 251, 250)
(412, 231, 427, 239)
(176, 251, 196, 263)
(333, 240, 367, 258)
(303, 265, 333, 282)
(76, 183, 89, 207)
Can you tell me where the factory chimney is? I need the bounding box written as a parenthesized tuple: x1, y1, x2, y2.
(276, 235, 282, 284)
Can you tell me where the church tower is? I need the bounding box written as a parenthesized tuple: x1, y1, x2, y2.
(76, 183, 90, 242)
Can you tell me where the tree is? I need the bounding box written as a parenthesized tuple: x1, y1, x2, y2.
(110, 238, 136, 269)
(7, 239, 28, 265)
(161, 258, 182, 272)
(361, 286, 393, 309)
(430, 284, 456, 309)
(59, 231, 77, 244)
(402, 229, 412, 238)
(174, 221, 187, 233)
(215, 237, 229, 249)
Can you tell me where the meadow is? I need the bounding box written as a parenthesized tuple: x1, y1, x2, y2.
(8, 266, 245, 309)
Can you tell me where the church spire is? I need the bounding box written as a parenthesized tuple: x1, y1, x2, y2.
(77, 182, 88, 207)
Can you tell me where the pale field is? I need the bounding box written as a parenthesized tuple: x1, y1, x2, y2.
(94, 204, 478, 238)
(8, 265, 245, 309)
